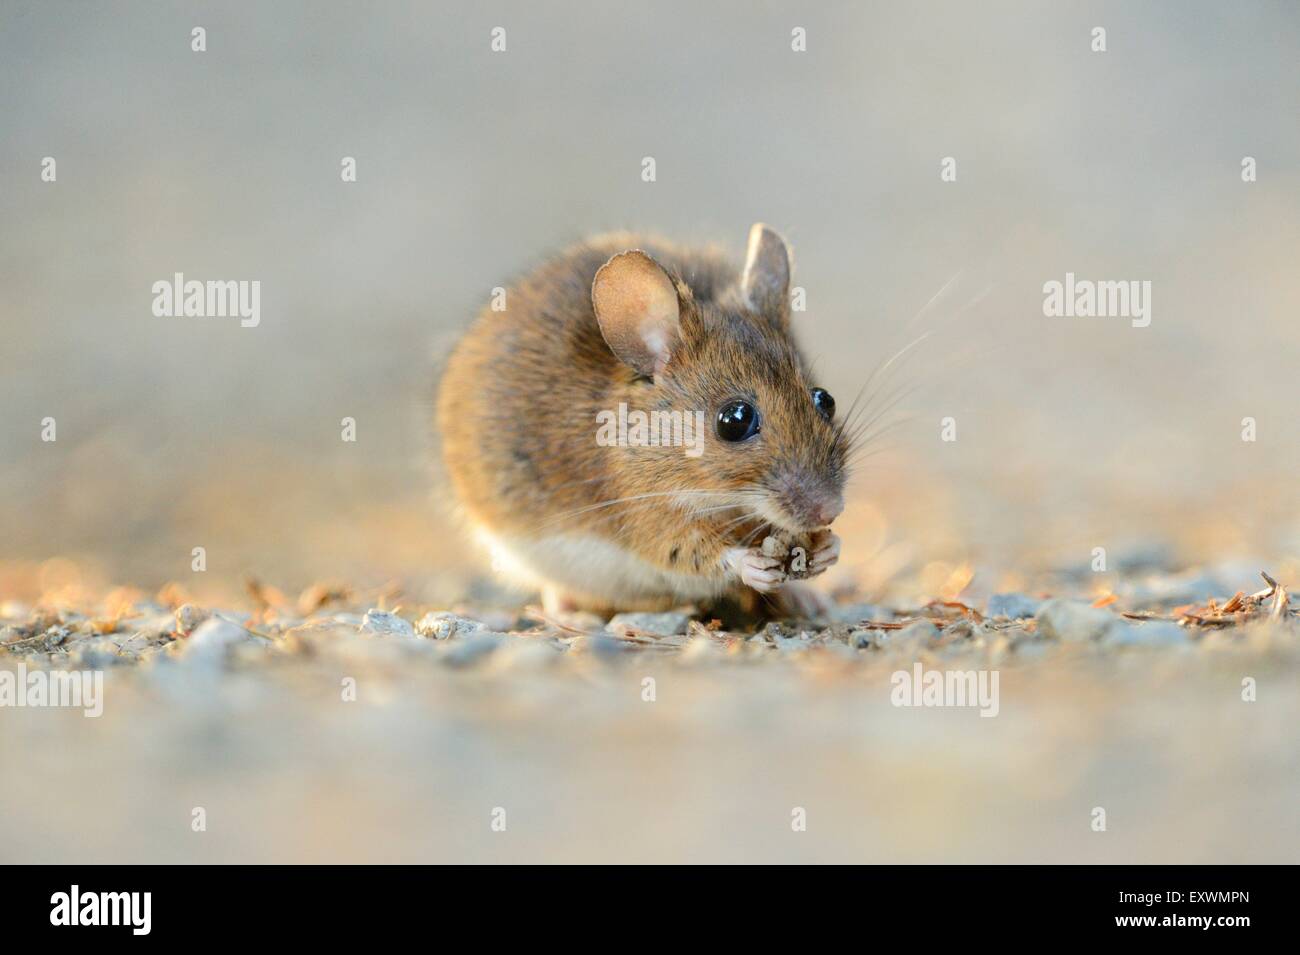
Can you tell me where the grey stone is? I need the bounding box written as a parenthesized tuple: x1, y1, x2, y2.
(174, 604, 211, 636)
(986, 593, 1043, 619)
(43, 625, 71, 648)
(415, 611, 485, 640)
(880, 620, 940, 654)
(359, 609, 416, 638)
(848, 629, 877, 650)
(1035, 599, 1120, 642)
(65, 636, 125, 669)
(458, 608, 521, 632)
(606, 612, 690, 637)
(774, 631, 813, 652)
(568, 633, 627, 659)
(184, 617, 267, 667)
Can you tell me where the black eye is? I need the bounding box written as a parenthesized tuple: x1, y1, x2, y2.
(716, 400, 760, 442)
(812, 388, 835, 420)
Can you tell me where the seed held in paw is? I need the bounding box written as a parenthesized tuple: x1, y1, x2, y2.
(760, 533, 814, 580)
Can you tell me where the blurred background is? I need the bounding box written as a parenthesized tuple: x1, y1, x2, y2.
(2, 0, 1298, 604)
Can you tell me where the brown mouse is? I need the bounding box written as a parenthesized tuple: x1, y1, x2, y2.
(436, 223, 846, 617)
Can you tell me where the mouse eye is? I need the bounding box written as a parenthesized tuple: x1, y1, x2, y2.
(811, 388, 836, 420)
(716, 400, 760, 442)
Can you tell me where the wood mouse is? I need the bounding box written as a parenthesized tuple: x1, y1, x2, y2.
(437, 223, 846, 617)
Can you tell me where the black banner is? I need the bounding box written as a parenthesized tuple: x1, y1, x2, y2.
(7, 866, 1282, 941)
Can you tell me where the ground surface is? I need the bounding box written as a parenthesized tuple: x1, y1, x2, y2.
(1, 564, 1297, 864)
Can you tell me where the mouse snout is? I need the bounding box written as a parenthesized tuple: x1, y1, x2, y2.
(775, 475, 844, 531)
(811, 495, 844, 527)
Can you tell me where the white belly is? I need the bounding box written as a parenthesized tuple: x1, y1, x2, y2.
(473, 527, 725, 605)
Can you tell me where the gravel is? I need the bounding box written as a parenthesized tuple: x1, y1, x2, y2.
(1034, 598, 1123, 642)
(1, 574, 1296, 864)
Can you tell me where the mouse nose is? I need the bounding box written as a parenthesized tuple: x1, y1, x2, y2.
(777, 472, 844, 530)
(812, 495, 844, 527)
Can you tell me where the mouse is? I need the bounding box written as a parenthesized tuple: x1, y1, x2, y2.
(436, 223, 847, 619)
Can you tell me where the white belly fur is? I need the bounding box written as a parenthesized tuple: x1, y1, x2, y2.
(473, 526, 727, 605)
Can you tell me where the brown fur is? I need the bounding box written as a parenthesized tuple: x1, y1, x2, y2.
(436, 227, 848, 610)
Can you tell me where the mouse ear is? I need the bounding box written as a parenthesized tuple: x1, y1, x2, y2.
(592, 250, 682, 378)
(740, 223, 791, 313)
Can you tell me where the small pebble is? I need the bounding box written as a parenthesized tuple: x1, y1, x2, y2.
(184, 617, 267, 668)
(606, 612, 689, 637)
(360, 609, 416, 639)
(568, 633, 626, 659)
(65, 636, 124, 668)
(1035, 599, 1120, 642)
(848, 628, 877, 650)
(174, 604, 211, 636)
(415, 612, 485, 640)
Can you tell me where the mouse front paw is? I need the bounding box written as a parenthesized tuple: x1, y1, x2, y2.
(806, 529, 841, 578)
(722, 546, 787, 594)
